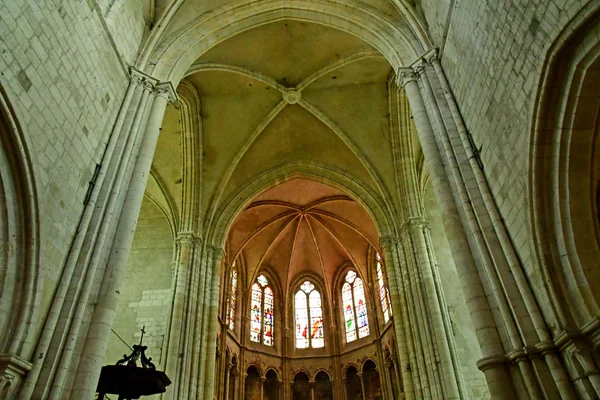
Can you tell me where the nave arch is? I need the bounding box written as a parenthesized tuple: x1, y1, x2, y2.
(529, 5, 600, 396)
(139, 0, 431, 84)
(0, 84, 40, 395)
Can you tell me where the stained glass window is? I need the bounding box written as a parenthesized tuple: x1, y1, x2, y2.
(263, 287, 274, 346)
(376, 254, 392, 323)
(250, 283, 262, 343)
(228, 264, 237, 330)
(249, 274, 274, 346)
(295, 291, 309, 349)
(342, 270, 370, 342)
(294, 280, 324, 349)
(309, 290, 324, 348)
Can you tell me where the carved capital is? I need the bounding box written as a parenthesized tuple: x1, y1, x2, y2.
(396, 68, 418, 88)
(176, 231, 200, 246)
(130, 67, 159, 88)
(155, 81, 178, 103)
(407, 215, 428, 229)
(412, 59, 427, 77)
(423, 48, 440, 65)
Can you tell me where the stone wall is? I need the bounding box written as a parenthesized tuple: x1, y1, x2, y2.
(423, 181, 490, 399)
(0, 0, 148, 342)
(98, 0, 149, 66)
(419, 0, 590, 330)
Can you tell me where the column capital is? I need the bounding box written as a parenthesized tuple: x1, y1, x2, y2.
(411, 59, 427, 78)
(396, 68, 418, 88)
(130, 67, 159, 87)
(211, 246, 226, 262)
(176, 231, 201, 246)
(379, 235, 398, 250)
(407, 215, 428, 228)
(155, 81, 178, 103)
(423, 48, 440, 65)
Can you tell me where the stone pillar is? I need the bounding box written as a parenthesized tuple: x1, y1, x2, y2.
(424, 50, 577, 399)
(70, 81, 176, 400)
(223, 363, 231, 400)
(408, 217, 461, 399)
(398, 69, 514, 398)
(22, 70, 154, 400)
(260, 376, 266, 400)
(201, 247, 225, 399)
(164, 232, 200, 399)
(380, 236, 416, 400)
(358, 372, 367, 400)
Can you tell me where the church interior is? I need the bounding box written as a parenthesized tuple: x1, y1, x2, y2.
(0, 0, 599, 399)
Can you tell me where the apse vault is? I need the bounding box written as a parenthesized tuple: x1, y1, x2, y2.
(217, 178, 399, 400)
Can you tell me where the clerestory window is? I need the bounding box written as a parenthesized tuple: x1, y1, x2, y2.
(228, 262, 237, 330)
(249, 274, 274, 346)
(294, 281, 325, 349)
(376, 253, 392, 323)
(342, 270, 370, 342)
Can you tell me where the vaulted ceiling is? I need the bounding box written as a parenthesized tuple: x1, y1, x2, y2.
(150, 19, 401, 232)
(228, 178, 379, 299)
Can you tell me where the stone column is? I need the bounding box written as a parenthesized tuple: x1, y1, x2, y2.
(425, 50, 576, 399)
(358, 372, 367, 400)
(260, 376, 266, 400)
(408, 217, 461, 399)
(164, 232, 200, 399)
(223, 362, 231, 400)
(70, 81, 177, 400)
(381, 236, 420, 399)
(201, 247, 225, 399)
(398, 69, 514, 398)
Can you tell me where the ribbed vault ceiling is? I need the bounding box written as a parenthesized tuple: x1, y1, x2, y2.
(228, 179, 379, 299)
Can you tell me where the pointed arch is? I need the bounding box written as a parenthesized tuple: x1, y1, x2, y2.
(0, 84, 40, 361)
(141, 0, 430, 83)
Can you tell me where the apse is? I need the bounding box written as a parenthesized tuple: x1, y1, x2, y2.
(215, 178, 401, 399)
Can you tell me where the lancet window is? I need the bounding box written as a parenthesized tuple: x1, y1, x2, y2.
(294, 281, 325, 349)
(376, 253, 392, 323)
(228, 262, 238, 330)
(342, 270, 370, 342)
(249, 274, 274, 346)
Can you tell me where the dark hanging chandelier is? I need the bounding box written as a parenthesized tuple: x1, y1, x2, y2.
(96, 327, 171, 400)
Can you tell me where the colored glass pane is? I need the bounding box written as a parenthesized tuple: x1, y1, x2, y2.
(377, 260, 391, 323)
(263, 286, 274, 346)
(257, 275, 268, 287)
(342, 282, 357, 342)
(228, 268, 237, 330)
(309, 290, 324, 348)
(353, 277, 370, 338)
(250, 283, 262, 343)
(295, 291, 309, 349)
(345, 270, 357, 283)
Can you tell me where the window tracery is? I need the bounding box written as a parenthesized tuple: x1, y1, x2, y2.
(249, 274, 274, 346)
(376, 253, 392, 323)
(342, 270, 370, 342)
(294, 280, 324, 349)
